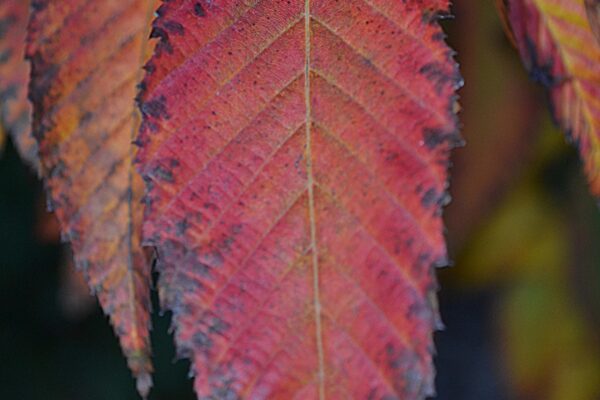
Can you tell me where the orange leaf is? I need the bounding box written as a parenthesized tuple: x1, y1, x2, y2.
(0, 0, 38, 169)
(26, 1, 158, 396)
(502, 0, 600, 195)
(137, 1, 461, 398)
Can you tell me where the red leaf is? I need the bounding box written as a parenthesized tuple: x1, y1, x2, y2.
(0, 0, 38, 169)
(138, 1, 461, 398)
(26, 1, 158, 396)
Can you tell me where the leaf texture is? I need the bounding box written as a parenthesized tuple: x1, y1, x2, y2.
(585, 0, 600, 44)
(502, 0, 600, 195)
(26, 0, 158, 395)
(0, 0, 38, 169)
(138, 1, 461, 398)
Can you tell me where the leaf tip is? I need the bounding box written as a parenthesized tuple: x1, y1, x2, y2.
(135, 371, 153, 399)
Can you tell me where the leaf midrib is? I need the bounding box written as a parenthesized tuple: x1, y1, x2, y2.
(304, 1, 326, 399)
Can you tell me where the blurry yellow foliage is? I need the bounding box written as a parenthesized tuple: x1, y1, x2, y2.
(449, 116, 600, 399)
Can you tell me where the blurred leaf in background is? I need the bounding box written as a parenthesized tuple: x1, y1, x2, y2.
(440, 1, 600, 399)
(0, 142, 194, 399)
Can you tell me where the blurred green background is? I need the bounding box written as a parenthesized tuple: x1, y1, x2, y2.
(1, 1, 600, 399)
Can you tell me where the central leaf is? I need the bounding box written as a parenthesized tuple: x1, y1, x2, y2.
(137, 1, 461, 398)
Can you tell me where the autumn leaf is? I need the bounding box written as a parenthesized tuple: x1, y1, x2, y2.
(26, 0, 158, 396)
(0, 0, 38, 169)
(500, 0, 600, 196)
(137, 1, 461, 398)
(585, 0, 600, 44)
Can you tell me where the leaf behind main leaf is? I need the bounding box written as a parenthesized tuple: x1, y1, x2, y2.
(138, 1, 461, 399)
(0, 0, 38, 170)
(502, 0, 600, 196)
(26, 0, 159, 396)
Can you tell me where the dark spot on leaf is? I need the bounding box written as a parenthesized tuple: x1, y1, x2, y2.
(0, 15, 16, 37)
(192, 331, 213, 349)
(150, 26, 174, 54)
(191, 260, 211, 277)
(152, 164, 174, 182)
(143, 61, 156, 74)
(422, 127, 463, 150)
(131, 137, 146, 148)
(523, 36, 567, 90)
(150, 26, 168, 41)
(164, 20, 184, 35)
(49, 159, 67, 179)
(30, 1, 48, 11)
(207, 316, 230, 335)
(0, 48, 12, 64)
(421, 188, 437, 208)
(419, 61, 456, 94)
(203, 202, 218, 211)
(205, 249, 224, 267)
(194, 2, 207, 17)
(0, 84, 18, 103)
(141, 95, 170, 119)
(434, 192, 451, 216)
(27, 54, 59, 139)
(208, 376, 240, 400)
(178, 275, 205, 293)
(79, 111, 93, 127)
(231, 224, 243, 235)
(431, 31, 446, 42)
(175, 219, 189, 235)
